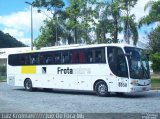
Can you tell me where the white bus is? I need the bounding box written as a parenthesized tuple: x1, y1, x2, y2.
(7, 44, 151, 96)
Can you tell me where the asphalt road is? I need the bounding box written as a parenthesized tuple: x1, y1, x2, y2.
(0, 82, 160, 114)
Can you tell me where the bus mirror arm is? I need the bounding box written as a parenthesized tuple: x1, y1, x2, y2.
(145, 53, 150, 60)
(124, 53, 131, 57)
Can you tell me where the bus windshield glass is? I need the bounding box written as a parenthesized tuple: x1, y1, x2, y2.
(124, 47, 150, 79)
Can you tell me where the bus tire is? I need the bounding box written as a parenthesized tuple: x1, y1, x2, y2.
(95, 81, 109, 97)
(24, 79, 33, 91)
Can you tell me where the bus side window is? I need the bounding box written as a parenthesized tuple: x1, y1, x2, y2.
(72, 51, 78, 63)
(20, 56, 25, 65)
(78, 50, 86, 63)
(86, 49, 93, 63)
(24, 55, 29, 65)
(46, 57, 52, 64)
(62, 51, 71, 64)
(95, 50, 102, 63)
(55, 53, 61, 64)
(39, 55, 45, 64)
(31, 57, 37, 64)
(30, 54, 39, 65)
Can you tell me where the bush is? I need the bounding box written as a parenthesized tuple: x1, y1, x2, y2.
(150, 53, 160, 72)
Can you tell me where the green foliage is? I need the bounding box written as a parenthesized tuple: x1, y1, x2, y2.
(119, 0, 138, 45)
(139, 0, 160, 27)
(122, 15, 138, 45)
(32, 0, 66, 48)
(139, 0, 160, 73)
(33, 0, 139, 48)
(65, 0, 97, 44)
(34, 18, 65, 49)
(119, 0, 138, 10)
(148, 26, 160, 53)
(95, 0, 138, 44)
(0, 31, 26, 48)
(150, 53, 160, 72)
(32, 0, 65, 9)
(95, 0, 121, 43)
(151, 79, 160, 89)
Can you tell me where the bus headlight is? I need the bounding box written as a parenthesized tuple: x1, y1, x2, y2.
(131, 80, 139, 86)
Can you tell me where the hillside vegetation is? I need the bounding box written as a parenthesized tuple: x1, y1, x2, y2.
(0, 30, 26, 48)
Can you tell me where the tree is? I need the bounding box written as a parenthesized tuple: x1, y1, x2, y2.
(150, 53, 160, 72)
(120, 0, 138, 45)
(139, 0, 160, 72)
(148, 27, 160, 53)
(95, 0, 122, 43)
(32, 0, 64, 9)
(32, 0, 65, 47)
(95, 0, 138, 44)
(139, 0, 160, 27)
(110, 0, 139, 44)
(65, 0, 98, 44)
(34, 18, 66, 49)
(148, 27, 160, 72)
(80, 0, 97, 44)
(111, 0, 122, 43)
(33, 0, 139, 48)
(139, 0, 160, 49)
(114, 0, 139, 45)
(122, 15, 138, 45)
(65, 0, 82, 44)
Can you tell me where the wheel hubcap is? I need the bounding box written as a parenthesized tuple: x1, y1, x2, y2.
(98, 84, 107, 94)
(26, 81, 31, 89)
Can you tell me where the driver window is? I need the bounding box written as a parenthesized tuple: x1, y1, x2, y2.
(107, 47, 128, 78)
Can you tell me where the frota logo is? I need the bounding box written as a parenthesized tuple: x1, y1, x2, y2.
(57, 67, 73, 74)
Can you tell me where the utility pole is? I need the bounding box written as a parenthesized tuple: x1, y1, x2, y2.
(25, 1, 33, 50)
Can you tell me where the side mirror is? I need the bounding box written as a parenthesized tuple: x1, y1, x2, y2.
(146, 53, 150, 60)
(124, 53, 131, 57)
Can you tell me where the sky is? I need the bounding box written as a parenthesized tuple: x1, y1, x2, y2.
(0, 0, 152, 47)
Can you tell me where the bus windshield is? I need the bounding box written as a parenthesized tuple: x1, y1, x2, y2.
(124, 47, 150, 79)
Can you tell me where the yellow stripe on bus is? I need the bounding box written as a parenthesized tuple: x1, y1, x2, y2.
(21, 66, 36, 74)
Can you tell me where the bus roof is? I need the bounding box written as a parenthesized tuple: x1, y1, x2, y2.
(40, 43, 136, 51)
(9, 43, 138, 55)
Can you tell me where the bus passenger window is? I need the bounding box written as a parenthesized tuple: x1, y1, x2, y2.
(55, 54, 61, 64)
(62, 51, 71, 64)
(86, 50, 93, 63)
(71, 51, 78, 63)
(95, 52, 102, 62)
(46, 57, 52, 64)
(40, 55, 45, 64)
(20, 56, 26, 65)
(31, 57, 37, 64)
(79, 51, 86, 63)
(30, 54, 39, 65)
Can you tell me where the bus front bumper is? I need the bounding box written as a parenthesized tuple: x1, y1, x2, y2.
(129, 85, 151, 92)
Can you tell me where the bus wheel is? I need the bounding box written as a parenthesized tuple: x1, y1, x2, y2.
(95, 81, 109, 97)
(24, 79, 33, 91)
